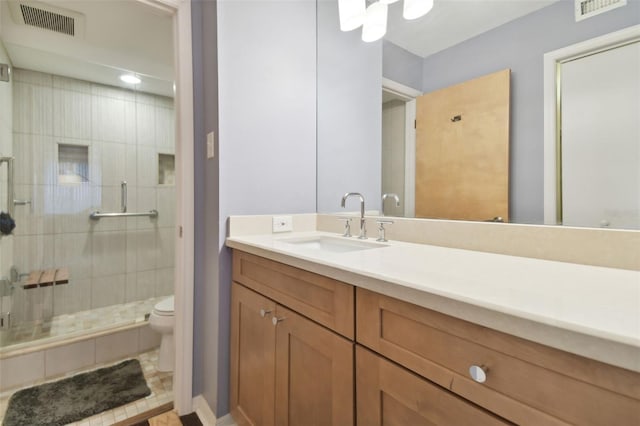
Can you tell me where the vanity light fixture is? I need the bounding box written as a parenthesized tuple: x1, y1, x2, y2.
(338, 0, 366, 31)
(403, 0, 433, 20)
(119, 74, 141, 84)
(338, 0, 434, 42)
(362, 2, 388, 42)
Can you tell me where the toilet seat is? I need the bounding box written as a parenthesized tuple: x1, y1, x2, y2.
(153, 296, 174, 316)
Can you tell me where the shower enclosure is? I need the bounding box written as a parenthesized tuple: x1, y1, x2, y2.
(0, 67, 176, 351)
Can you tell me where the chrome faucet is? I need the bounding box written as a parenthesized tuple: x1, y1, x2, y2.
(381, 193, 400, 216)
(341, 192, 366, 239)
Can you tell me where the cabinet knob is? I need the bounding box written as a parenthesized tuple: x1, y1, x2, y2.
(260, 309, 272, 318)
(469, 365, 488, 383)
(272, 316, 286, 326)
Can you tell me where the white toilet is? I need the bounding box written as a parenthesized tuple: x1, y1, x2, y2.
(149, 296, 175, 372)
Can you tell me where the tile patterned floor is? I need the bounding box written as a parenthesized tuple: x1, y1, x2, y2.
(1, 297, 165, 350)
(0, 348, 172, 426)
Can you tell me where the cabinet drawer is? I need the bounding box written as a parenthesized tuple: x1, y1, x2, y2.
(356, 345, 509, 426)
(233, 250, 354, 339)
(356, 288, 640, 425)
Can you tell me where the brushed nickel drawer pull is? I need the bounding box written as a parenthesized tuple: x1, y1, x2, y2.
(272, 316, 286, 326)
(259, 309, 271, 318)
(469, 365, 488, 383)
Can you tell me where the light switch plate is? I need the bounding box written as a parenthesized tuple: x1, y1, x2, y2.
(272, 215, 293, 233)
(207, 132, 215, 159)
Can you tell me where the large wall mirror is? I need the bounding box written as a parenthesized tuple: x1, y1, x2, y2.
(316, 0, 640, 230)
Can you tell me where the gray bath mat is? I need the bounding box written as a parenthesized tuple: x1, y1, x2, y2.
(3, 358, 151, 426)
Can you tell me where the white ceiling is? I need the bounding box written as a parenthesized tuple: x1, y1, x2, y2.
(385, 0, 561, 58)
(0, 0, 174, 97)
(0, 0, 561, 96)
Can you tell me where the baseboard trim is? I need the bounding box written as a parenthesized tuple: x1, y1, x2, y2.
(112, 402, 173, 426)
(192, 395, 222, 426)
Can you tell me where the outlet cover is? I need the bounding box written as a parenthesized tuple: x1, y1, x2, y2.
(272, 215, 293, 233)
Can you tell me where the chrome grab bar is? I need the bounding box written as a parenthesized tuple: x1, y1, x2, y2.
(121, 181, 127, 213)
(90, 180, 158, 220)
(90, 210, 159, 220)
(0, 157, 14, 216)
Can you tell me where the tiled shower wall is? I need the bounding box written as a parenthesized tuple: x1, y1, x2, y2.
(10, 68, 175, 322)
(0, 42, 14, 329)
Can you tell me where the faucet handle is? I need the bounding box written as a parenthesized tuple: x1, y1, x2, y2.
(337, 217, 353, 237)
(375, 219, 393, 242)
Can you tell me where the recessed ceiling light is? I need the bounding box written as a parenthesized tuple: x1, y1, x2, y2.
(120, 74, 141, 84)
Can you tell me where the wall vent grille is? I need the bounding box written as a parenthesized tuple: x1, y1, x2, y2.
(575, 0, 627, 21)
(19, 3, 74, 36)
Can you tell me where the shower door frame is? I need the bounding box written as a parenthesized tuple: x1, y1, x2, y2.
(137, 0, 195, 416)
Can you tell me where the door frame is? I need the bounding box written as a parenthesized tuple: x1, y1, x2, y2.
(136, 0, 194, 415)
(381, 78, 422, 217)
(543, 24, 640, 225)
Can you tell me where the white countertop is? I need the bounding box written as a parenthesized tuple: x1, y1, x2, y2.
(226, 231, 640, 372)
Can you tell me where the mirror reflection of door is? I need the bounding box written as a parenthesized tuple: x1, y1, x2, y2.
(415, 69, 511, 222)
(560, 41, 640, 230)
(382, 91, 407, 217)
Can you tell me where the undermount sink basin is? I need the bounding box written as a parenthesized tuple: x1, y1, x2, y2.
(279, 236, 386, 253)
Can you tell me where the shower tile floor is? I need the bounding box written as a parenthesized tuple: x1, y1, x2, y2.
(0, 348, 173, 425)
(2, 297, 165, 349)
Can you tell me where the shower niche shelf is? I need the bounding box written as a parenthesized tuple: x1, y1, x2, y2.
(58, 144, 88, 184)
(158, 153, 175, 185)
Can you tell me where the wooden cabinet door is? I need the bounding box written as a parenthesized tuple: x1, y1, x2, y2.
(415, 69, 510, 222)
(356, 346, 509, 426)
(230, 282, 277, 426)
(274, 305, 354, 426)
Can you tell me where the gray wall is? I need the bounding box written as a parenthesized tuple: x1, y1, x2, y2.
(317, 0, 383, 213)
(193, 0, 317, 416)
(191, 0, 221, 413)
(421, 0, 640, 224)
(383, 40, 423, 91)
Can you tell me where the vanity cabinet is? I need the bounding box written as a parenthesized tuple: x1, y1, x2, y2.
(356, 287, 640, 425)
(356, 345, 509, 426)
(230, 251, 354, 426)
(230, 250, 640, 425)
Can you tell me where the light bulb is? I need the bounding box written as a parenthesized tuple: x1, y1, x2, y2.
(120, 74, 141, 84)
(403, 0, 433, 20)
(362, 2, 388, 42)
(338, 0, 366, 31)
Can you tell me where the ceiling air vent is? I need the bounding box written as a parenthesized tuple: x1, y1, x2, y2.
(8, 1, 85, 38)
(20, 4, 74, 35)
(575, 0, 627, 22)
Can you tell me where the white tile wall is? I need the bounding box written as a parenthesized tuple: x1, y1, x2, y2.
(0, 324, 160, 392)
(155, 106, 175, 150)
(0, 350, 45, 391)
(95, 328, 139, 364)
(53, 89, 92, 139)
(91, 275, 126, 309)
(138, 326, 162, 352)
(137, 146, 158, 187)
(135, 102, 156, 147)
(13, 83, 53, 135)
(53, 232, 92, 279)
(155, 268, 174, 297)
(92, 232, 126, 277)
(44, 339, 95, 377)
(53, 278, 92, 315)
(100, 142, 127, 186)
(11, 69, 176, 322)
(134, 270, 156, 301)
